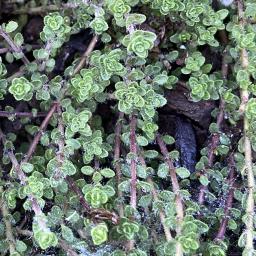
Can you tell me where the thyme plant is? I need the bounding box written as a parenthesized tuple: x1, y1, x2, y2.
(0, 0, 255, 255)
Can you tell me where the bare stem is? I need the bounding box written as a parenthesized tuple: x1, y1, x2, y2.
(22, 103, 58, 163)
(114, 112, 125, 217)
(0, 110, 47, 118)
(215, 155, 236, 240)
(2, 3, 78, 14)
(237, 0, 255, 251)
(129, 114, 137, 210)
(0, 27, 29, 65)
(156, 134, 183, 255)
(0, 129, 47, 230)
(73, 35, 99, 75)
(139, 156, 172, 241)
(198, 52, 228, 204)
(0, 186, 16, 254)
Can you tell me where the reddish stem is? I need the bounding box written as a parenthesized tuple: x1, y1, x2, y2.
(22, 103, 58, 163)
(156, 134, 184, 232)
(0, 111, 47, 118)
(215, 156, 236, 240)
(114, 112, 124, 217)
(0, 128, 47, 229)
(129, 114, 137, 210)
(198, 52, 228, 204)
(73, 35, 99, 75)
(139, 156, 173, 241)
(65, 176, 90, 211)
(0, 27, 29, 65)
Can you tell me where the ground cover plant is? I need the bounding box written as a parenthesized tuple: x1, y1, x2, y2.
(0, 0, 255, 255)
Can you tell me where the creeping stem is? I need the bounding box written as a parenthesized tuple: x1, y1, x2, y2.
(237, 0, 255, 252)
(129, 114, 137, 210)
(157, 134, 184, 256)
(0, 186, 16, 254)
(114, 112, 125, 217)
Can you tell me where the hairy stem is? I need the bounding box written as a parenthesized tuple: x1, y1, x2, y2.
(0, 128, 48, 230)
(0, 27, 29, 65)
(0, 186, 16, 254)
(114, 112, 125, 217)
(157, 134, 183, 255)
(198, 52, 228, 204)
(0, 110, 47, 118)
(238, 0, 255, 251)
(129, 114, 137, 210)
(215, 155, 236, 240)
(22, 102, 58, 163)
(139, 156, 173, 241)
(73, 35, 99, 75)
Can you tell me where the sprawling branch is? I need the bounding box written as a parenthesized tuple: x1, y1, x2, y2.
(237, 0, 255, 251)
(0, 186, 16, 254)
(0, 26, 29, 65)
(129, 114, 137, 210)
(198, 51, 228, 204)
(139, 156, 173, 242)
(157, 134, 183, 255)
(73, 35, 99, 75)
(0, 128, 48, 230)
(215, 155, 236, 240)
(114, 112, 125, 217)
(22, 103, 58, 163)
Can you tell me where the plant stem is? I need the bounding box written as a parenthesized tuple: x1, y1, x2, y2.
(0, 186, 16, 254)
(0, 27, 29, 65)
(0, 110, 47, 118)
(126, 114, 137, 251)
(237, 0, 255, 252)
(0, 128, 48, 230)
(114, 112, 125, 217)
(215, 155, 236, 240)
(129, 114, 137, 210)
(139, 156, 173, 241)
(55, 104, 91, 212)
(2, 3, 78, 14)
(22, 102, 58, 163)
(156, 134, 183, 255)
(198, 51, 228, 204)
(73, 35, 99, 75)
(16, 228, 79, 256)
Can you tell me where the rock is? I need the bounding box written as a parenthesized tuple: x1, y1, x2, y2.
(162, 83, 216, 129)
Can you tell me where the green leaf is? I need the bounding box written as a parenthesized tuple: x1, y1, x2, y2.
(5, 21, 18, 33)
(14, 33, 24, 46)
(176, 167, 190, 179)
(199, 175, 209, 186)
(15, 240, 27, 253)
(91, 224, 108, 245)
(162, 135, 175, 145)
(100, 168, 115, 178)
(157, 163, 169, 178)
(21, 162, 34, 173)
(228, 219, 237, 230)
(61, 225, 74, 242)
(144, 150, 158, 159)
(61, 160, 76, 176)
(81, 166, 94, 175)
